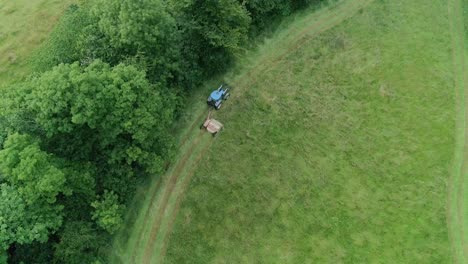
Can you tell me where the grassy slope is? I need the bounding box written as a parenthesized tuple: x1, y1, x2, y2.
(165, 0, 455, 263)
(0, 0, 73, 87)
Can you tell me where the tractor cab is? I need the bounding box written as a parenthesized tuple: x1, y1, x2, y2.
(207, 84, 230, 110)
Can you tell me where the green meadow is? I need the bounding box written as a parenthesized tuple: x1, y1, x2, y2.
(1, 0, 466, 263)
(164, 0, 457, 262)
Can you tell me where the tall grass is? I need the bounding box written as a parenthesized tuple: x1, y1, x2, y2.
(0, 0, 73, 87)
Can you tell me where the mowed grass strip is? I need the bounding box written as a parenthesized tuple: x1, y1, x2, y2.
(452, 0, 468, 261)
(0, 0, 73, 87)
(165, 0, 455, 263)
(111, 131, 215, 264)
(145, 136, 214, 264)
(448, 0, 467, 262)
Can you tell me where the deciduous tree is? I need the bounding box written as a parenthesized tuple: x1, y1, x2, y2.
(0, 134, 65, 249)
(91, 191, 124, 234)
(26, 61, 175, 177)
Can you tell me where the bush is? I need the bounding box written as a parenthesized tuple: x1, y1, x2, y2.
(54, 221, 104, 263)
(91, 191, 125, 234)
(92, 0, 181, 83)
(170, 0, 251, 77)
(32, 4, 92, 72)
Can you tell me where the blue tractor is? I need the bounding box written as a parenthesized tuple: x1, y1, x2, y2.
(207, 84, 230, 110)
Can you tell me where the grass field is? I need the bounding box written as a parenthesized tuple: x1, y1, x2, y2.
(0, 0, 464, 263)
(0, 0, 466, 263)
(163, 0, 457, 263)
(0, 0, 72, 87)
(109, 0, 465, 263)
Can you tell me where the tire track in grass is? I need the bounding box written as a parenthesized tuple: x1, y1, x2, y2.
(130, 131, 206, 263)
(146, 138, 213, 264)
(138, 132, 206, 259)
(117, 0, 374, 263)
(448, 0, 468, 262)
(134, 130, 201, 239)
(120, 112, 206, 261)
(123, 175, 163, 257)
(137, 0, 375, 263)
(175, 107, 209, 150)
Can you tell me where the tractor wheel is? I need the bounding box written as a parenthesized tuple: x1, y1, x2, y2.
(224, 93, 230, 100)
(216, 103, 222, 110)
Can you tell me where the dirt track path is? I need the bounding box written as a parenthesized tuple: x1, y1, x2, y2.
(117, 1, 375, 263)
(448, 0, 468, 262)
(132, 132, 211, 264)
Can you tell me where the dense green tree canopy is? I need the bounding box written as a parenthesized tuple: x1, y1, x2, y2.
(93, 0, 177, 56)
(53, 221, 102, 264)
(0, 134, 65, 249)
(91, 191, 125, 234)
(169, 0, 251, 75)
(186, 0, 251, 52)
(244, 0, 292, 28)
(24, 60, 175, 175)
(0, 251, 6, 264)
(0, 134, 67, 203)
(88, 0, 181, 85)
(0, 183, 63, 249)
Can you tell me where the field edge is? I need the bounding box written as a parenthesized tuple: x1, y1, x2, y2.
(448, 0, 468, 262)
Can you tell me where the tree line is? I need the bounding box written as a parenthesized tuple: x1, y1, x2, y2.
(0, 0, 323, 262)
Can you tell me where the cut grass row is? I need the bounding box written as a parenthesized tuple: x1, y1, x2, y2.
(165, 0, 455, 262)
(110, 129, 212, 263)
(448, 0, 468, 262)
(145, 137, 214, 264)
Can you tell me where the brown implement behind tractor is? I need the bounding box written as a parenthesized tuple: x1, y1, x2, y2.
(200, 111, 223, 137)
